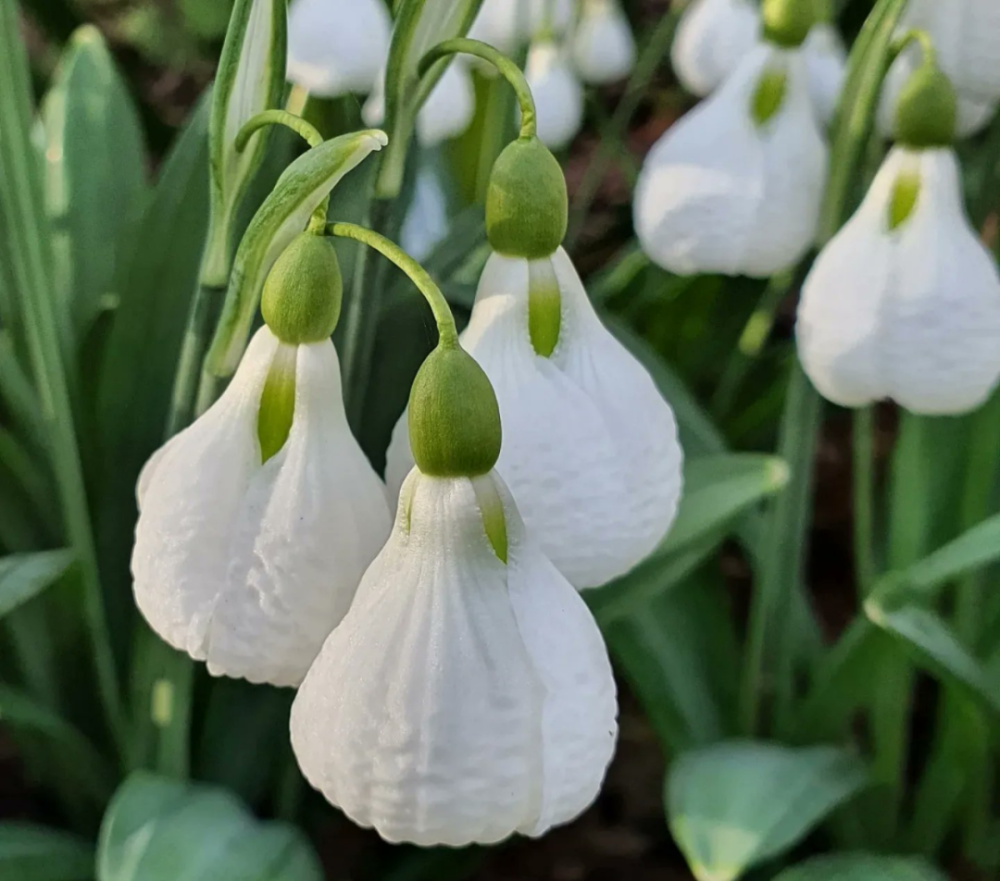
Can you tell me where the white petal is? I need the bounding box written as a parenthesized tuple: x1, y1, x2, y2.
(525, 41, 585, 150)
(207, 339, 393, 686)
(803, 23, 846, 126)
(797, 148, 1000, 414)
(400, 166, 450, 262)
(417, 60, 476, 145)
(133, 328, 392, 686)
(287, 0, 391, 97)
(132, 327, 278, 661)
(635, 45, 827, 278)
(571, 0, 637, 86)
(468, 0, 574, 53)
(670, 0, 760, 97)
(387, 251, 684, 589)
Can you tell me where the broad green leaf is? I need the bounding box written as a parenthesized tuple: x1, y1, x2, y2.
(42, 25, 147, 346)
(667, 741, 868, 881)
(378, 0, 485, 196)
(97, 773, 324, 881)
(206, 0, 288, 286)
(0, 549, 74, 619)
(0, 823, 93, 881)
(865, 596, 1000, 717)
(205, 129, 388, 375)
(774, 853, 948, 881)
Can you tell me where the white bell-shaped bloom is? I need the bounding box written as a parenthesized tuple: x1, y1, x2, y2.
(878, 0, 1000, 138)
(132, 327, 392, 687)
(803, 22, 846, 125)
(291, 468, 618, 846)
(286, 0, 391, 97)
(363, 60, 476, 146)
(634, 44, 828, 277)
(525, 40, 585, 150)
(386, 249, 683, 589)
(671, 0, 760, 97)
(401, 167, 450, 261)
(797, 147, 1000, 415)
(469, 0, 576, 54)
(571, 0, 637, 85)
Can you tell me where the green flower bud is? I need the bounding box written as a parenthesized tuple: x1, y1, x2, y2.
(762, 0, 819, 48)
(486, 136, 568, 259)
(408, 343, 502, 478)
(893, 62, 957, 149)
(261, 232, 343, 344)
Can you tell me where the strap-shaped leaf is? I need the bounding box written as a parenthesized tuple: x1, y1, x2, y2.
(0, 822, 93, 881)
(0, 549, 74, 619)
(205, 129, 387, 375)
(377, 0, 484, 197)
(775, 854, 948, 881)
(207, 0, 288, 284)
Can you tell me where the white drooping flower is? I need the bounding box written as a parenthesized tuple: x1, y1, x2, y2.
(671, 0, 760, 98)
(524, 40, 585, 150)
(797, 147, 1000, 414)
(878, 0, 1000, 138)
(132, 327, 392, 687)
(803, 22, 847, 125)
(571, 0, 637, 85)
(400, 166, 450, 261)
(634, 43, 828, 277)
(363, 59, 476, 146)
(291, 467, 618, 846)
(468, 0, 576, 54)
(286, 0, 391, 97)
(387, 249, 684, 589)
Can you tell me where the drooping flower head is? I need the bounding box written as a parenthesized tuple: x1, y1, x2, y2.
(468, 0, 575, 54)
(133, 232, 392, 687)
(287, 0, 391, 97)
(388, 125, 683, 589)
(291, 234, 618, 846)
(635, 0, 829, 277)
(571, 0, 637, 86)
(524, 39, 585, 150)
(671, 0, 760, 98)
(798, 42, 1000, 414)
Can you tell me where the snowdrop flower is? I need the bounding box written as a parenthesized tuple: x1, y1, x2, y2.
(671, 0, 760, 97)
(799, 51, 1000, 414)
(291, 243, 618, 846)
(469, 0, 576, 54)
(133, 234, 392, 686)
(287, 0, 391, 97)
(525, 40, 585, 150)
(363, 60, 476, 146)
(400, 166, 450, 261)
(572, 0, 637, 85)
(388, 136, 683, 588)
(879, 0, 1000, 138)
(803, 22, 846, 125)
(635, 0, 828, 277)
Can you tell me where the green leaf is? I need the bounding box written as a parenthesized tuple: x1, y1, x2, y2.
(898, 511, 1000, 597)
(42, 25, 147, 346)
(205, 129, 388, 375)
(97, 773, 324, 881)
(377, 0, 485, 197)
(0, 822, 93, 881)
(0, 549, 74, 619)
(774, 853, 948, 881)
(666, 741, 868, 881)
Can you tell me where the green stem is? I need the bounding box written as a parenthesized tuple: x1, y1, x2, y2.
(235, 110, 324, 152)
(327, 222, 459, 347)
(566, 9, 679, 248)
(853, 406, 878, 598)
(420, 39, 537, 140)
(0, 0, 126, 754)
(890, 28, 937, 69)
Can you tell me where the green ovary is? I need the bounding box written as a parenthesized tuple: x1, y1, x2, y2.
(257, 343, 298, 463)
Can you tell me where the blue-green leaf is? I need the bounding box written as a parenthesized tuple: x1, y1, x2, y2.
(774, 853, 948, 881)
(0, 550, 74, 619)
(0, 822, 93, 881)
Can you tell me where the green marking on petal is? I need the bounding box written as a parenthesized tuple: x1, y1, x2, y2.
(257, 343, 298, 463)
(472, 475, 509, 564)
(528, 256, 562, 358)
(751, 67, 788, 128)
(888, 170, 921, 230)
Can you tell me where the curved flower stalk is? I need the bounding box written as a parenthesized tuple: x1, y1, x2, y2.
(634, 41, 828, 277)
(363, 59, 476, 146)
(292, 225, 617, 844)
(798, 48, 1000, 415)
(524, 39, 585, 150)
(571, 0, 637, 85)
(878, 0, 1000, 138)
(286, 0, 391, 97)
(133, 233, 392, 687)
(671, 0, 760, 98)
